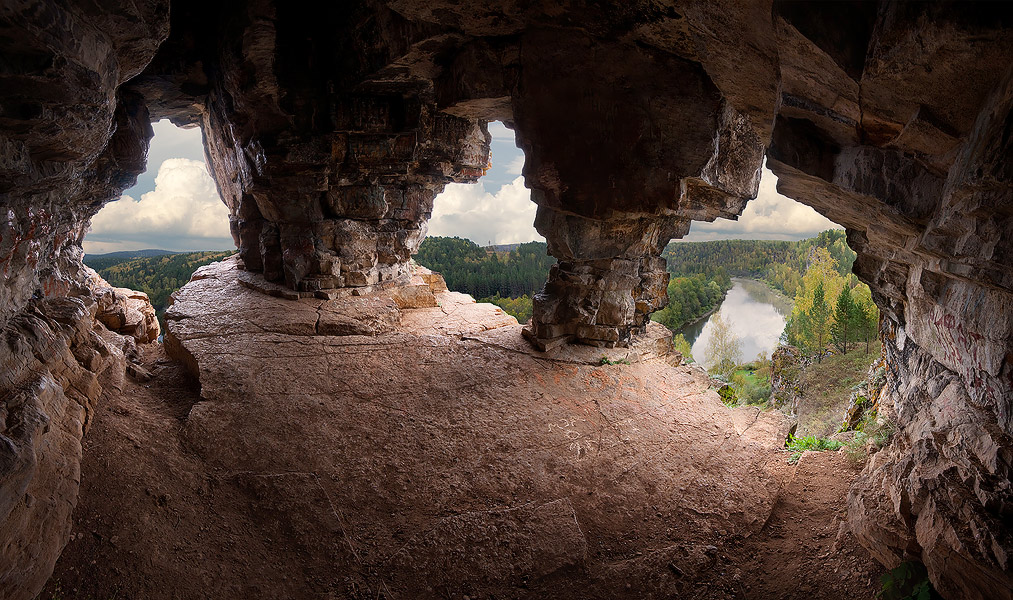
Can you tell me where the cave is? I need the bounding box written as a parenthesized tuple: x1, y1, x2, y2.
(1, 2, 1010, 599)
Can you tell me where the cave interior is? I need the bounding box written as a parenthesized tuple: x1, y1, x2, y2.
(1, 1, 1011, 599)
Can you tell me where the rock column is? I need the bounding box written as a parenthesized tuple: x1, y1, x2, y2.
(204, 95, 489, 292)
(511, 30, 766, 347)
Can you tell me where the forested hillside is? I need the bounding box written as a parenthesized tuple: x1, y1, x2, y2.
(414, 231, 865, 329)
(90, 250, 235, 317)
(662, 230, 856, 299)
(84, 249, 182, 271)
(415, 237, 554, 299)
(414, 237, 554, 321)
(653, 230, 859, 331)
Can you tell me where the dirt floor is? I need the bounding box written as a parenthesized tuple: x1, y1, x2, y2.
(41, 342, 883, 600)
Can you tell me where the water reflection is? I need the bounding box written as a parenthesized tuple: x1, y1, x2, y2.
(680, 278, 792, 368)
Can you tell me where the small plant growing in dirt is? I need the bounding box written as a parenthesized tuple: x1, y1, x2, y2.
(785, 433, 843, 464)
(843, 412, 895, 464)
(879, 561, 939, 600)
(716, 384, 737, 407)
(599, 355, 630, 366)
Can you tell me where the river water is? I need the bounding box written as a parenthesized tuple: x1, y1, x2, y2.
(680, 278, 793, 367)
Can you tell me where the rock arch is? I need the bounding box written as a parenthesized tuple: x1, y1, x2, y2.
(1, 2, 1010, 599)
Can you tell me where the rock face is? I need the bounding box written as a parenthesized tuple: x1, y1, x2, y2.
(0, 294, 129, 598)
(1, 2, 1012, 599)
(763, 7, 1013, 598)
(148, 257, 802, 598)
(90, 274, 160, 343)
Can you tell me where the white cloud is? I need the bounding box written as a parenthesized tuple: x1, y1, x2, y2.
(683, 163, 841, 242)
(84, 158, 233, 253)
(125, 120, 206, 199)
(487, 121, 515, 141)
(429, 176, 542, 245)
(505, 155, 525, 176)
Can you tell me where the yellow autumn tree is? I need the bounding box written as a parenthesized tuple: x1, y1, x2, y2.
(785, 247, 846, 357)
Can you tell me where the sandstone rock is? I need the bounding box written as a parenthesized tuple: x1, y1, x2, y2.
(155, 255, 798, 598)
(88, 275, 161, 345)
(126, 362, 153, 382)
(0, 297, 127, 600)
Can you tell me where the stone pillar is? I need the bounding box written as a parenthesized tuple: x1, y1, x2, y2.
(202, 88, 489, 293)
(529, 208, 689, 346)
(512, 30, 766, 347)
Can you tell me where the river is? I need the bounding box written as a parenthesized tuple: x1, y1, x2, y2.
(679, 278, 793, 368)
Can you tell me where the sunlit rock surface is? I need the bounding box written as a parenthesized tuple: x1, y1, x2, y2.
(157, 257, 799, 597)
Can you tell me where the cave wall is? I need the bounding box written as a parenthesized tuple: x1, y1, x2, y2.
(765, 5, 1013, 598)
(0, 2, 169, 596)
(1, 1, 1011, 599)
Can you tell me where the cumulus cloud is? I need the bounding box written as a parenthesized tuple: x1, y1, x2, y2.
(682, 163, 841, 242)
(505, 155, 525, 176)
(84, 158, 234, 253)
(429, 177, 542, 245)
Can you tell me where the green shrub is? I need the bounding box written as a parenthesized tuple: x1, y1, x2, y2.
(786, 433, 843, 464)
(843, 413, 895, 464)
(717, 384, 737, 407)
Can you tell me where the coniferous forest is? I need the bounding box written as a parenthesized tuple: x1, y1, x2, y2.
(413, 237, 554, 321)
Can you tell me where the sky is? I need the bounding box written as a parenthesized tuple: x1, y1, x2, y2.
(82, 120, 839, 254)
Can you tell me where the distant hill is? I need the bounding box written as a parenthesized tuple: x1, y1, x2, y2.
(484, 243, 523, 253)
(415, 236, 553, 299)
(84, 249, 183, 271)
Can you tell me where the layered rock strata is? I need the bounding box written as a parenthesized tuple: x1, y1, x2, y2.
(764, 6, 1013, 598)
(0, 290, 153, 598)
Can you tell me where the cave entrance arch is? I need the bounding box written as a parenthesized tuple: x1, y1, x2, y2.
(83, 120, 233, 258)
(665, 160, 846, 370)
(2, 2, 1010, 599)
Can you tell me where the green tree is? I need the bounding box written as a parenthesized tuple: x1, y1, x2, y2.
(831, 286, 855, 355)
(852, 285, 880, 353)
(806, 280, 833, 361)
(673, 333, 694, 363)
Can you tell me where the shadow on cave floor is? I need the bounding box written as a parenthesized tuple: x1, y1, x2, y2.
(41, 260, 884, 600)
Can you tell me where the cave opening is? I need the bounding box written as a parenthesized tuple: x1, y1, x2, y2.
(428, 121, 540, 248)
(670, 160, 848, 371)
(80, 119, 234, 336)
(83, 120, 233, 257)
(2, 3, 1010, 599)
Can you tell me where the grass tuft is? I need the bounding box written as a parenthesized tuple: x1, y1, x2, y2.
(786, 433, 843, 464)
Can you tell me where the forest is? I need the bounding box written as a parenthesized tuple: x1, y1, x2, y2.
(654, 229, 862, 332)
(84, 231, 876, 350)
(413, 236, 554, 321)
